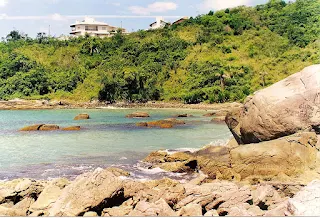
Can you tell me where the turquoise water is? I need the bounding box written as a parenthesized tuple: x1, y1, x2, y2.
(0, 108, 232, 180)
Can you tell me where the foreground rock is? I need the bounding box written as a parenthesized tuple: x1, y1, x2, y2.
(126, 112, 150, 118)
(144, 132, 318, 181)
(74, 113, 90, 120)
(286, 180, 320, 216)
(2, 165, 320, 217)
(137, 118, 186, 129)
(231, 132, 317, 179)
(48, 168, 124, 216)
(226, 64, 320, 144)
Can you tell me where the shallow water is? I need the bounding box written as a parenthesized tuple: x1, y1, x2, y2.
(0, 108, 232, 180)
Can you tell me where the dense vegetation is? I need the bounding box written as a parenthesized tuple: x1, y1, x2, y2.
(0, 0, 319, 104)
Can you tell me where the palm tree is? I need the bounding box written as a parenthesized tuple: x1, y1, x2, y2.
(259, 71, 268, 87)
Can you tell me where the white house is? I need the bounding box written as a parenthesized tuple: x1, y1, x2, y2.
(149, 17, 168, 30)
(70, 17, 127, 38)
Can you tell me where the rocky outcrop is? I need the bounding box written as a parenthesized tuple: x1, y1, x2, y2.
(126, 112, 150, 118)
(137, 119, 185, 129)
(286, 180, 320, 216)
(29, 178, 69, 215)
(144, 132, 317, 181)
(74, 114, 90, 120)
(128, 199, 177, 216)
(226, 65, 320, 144)
(231, 132, 318, 179)
(62, 126, 81, 131)
(48, 168, 124, 216)
(1, 166, 318, 217)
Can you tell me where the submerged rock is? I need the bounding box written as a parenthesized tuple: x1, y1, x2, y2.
(74, 113, 90, 120)
(226, 64, 320, 144)
(126, 112, 150, 118)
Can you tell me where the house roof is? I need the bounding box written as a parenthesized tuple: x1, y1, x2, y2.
(172, 16, 189, 25)
(70, 17, 113, 27)
(149, 20, 168, 27)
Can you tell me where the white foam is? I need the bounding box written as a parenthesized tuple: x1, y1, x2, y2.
(136, 167, 167, 174)
(164, 147, 200, 155)
(119, 157, 128, 160)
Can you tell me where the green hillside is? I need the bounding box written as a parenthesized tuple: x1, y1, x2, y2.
(0, 0, 319, 104)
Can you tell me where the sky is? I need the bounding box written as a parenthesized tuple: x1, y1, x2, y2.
(0, 0, 280, 38)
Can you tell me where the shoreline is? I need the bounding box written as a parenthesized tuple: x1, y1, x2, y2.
(0, 99, 242, 111)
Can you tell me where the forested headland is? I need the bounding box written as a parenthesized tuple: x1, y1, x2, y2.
(0, 0, 319, 104)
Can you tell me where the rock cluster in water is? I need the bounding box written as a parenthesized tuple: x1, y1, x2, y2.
(20, 125, 81, 132)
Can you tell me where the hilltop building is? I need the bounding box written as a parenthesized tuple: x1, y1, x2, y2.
(70, 17, 127, 38)
(149, 16, 189, 30)
(172, 16, 189, 25)
(149, 17, 169, 30)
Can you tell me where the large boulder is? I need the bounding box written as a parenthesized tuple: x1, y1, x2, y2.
(226, 65, 320, 144)
(286, 180, 320, 216)
(230, 132, 318, 179)
(48, 168, 124, 216)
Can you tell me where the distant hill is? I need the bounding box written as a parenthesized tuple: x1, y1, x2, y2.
(0, 0, 319, 104)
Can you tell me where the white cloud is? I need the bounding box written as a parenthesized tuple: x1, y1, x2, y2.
(0, 0, 8, 7)
(199, 0, 252, 12)
(50, 13, 67, 21)
(129, 2, 178, 15)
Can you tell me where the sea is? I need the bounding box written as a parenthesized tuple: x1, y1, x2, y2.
(0, 108, 232, 181)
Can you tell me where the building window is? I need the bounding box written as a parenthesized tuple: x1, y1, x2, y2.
(102, 27, 107, 30)
(85, 26, 98, 31)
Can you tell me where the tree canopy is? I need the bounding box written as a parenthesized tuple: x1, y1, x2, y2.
(0, 0, 319, 103)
